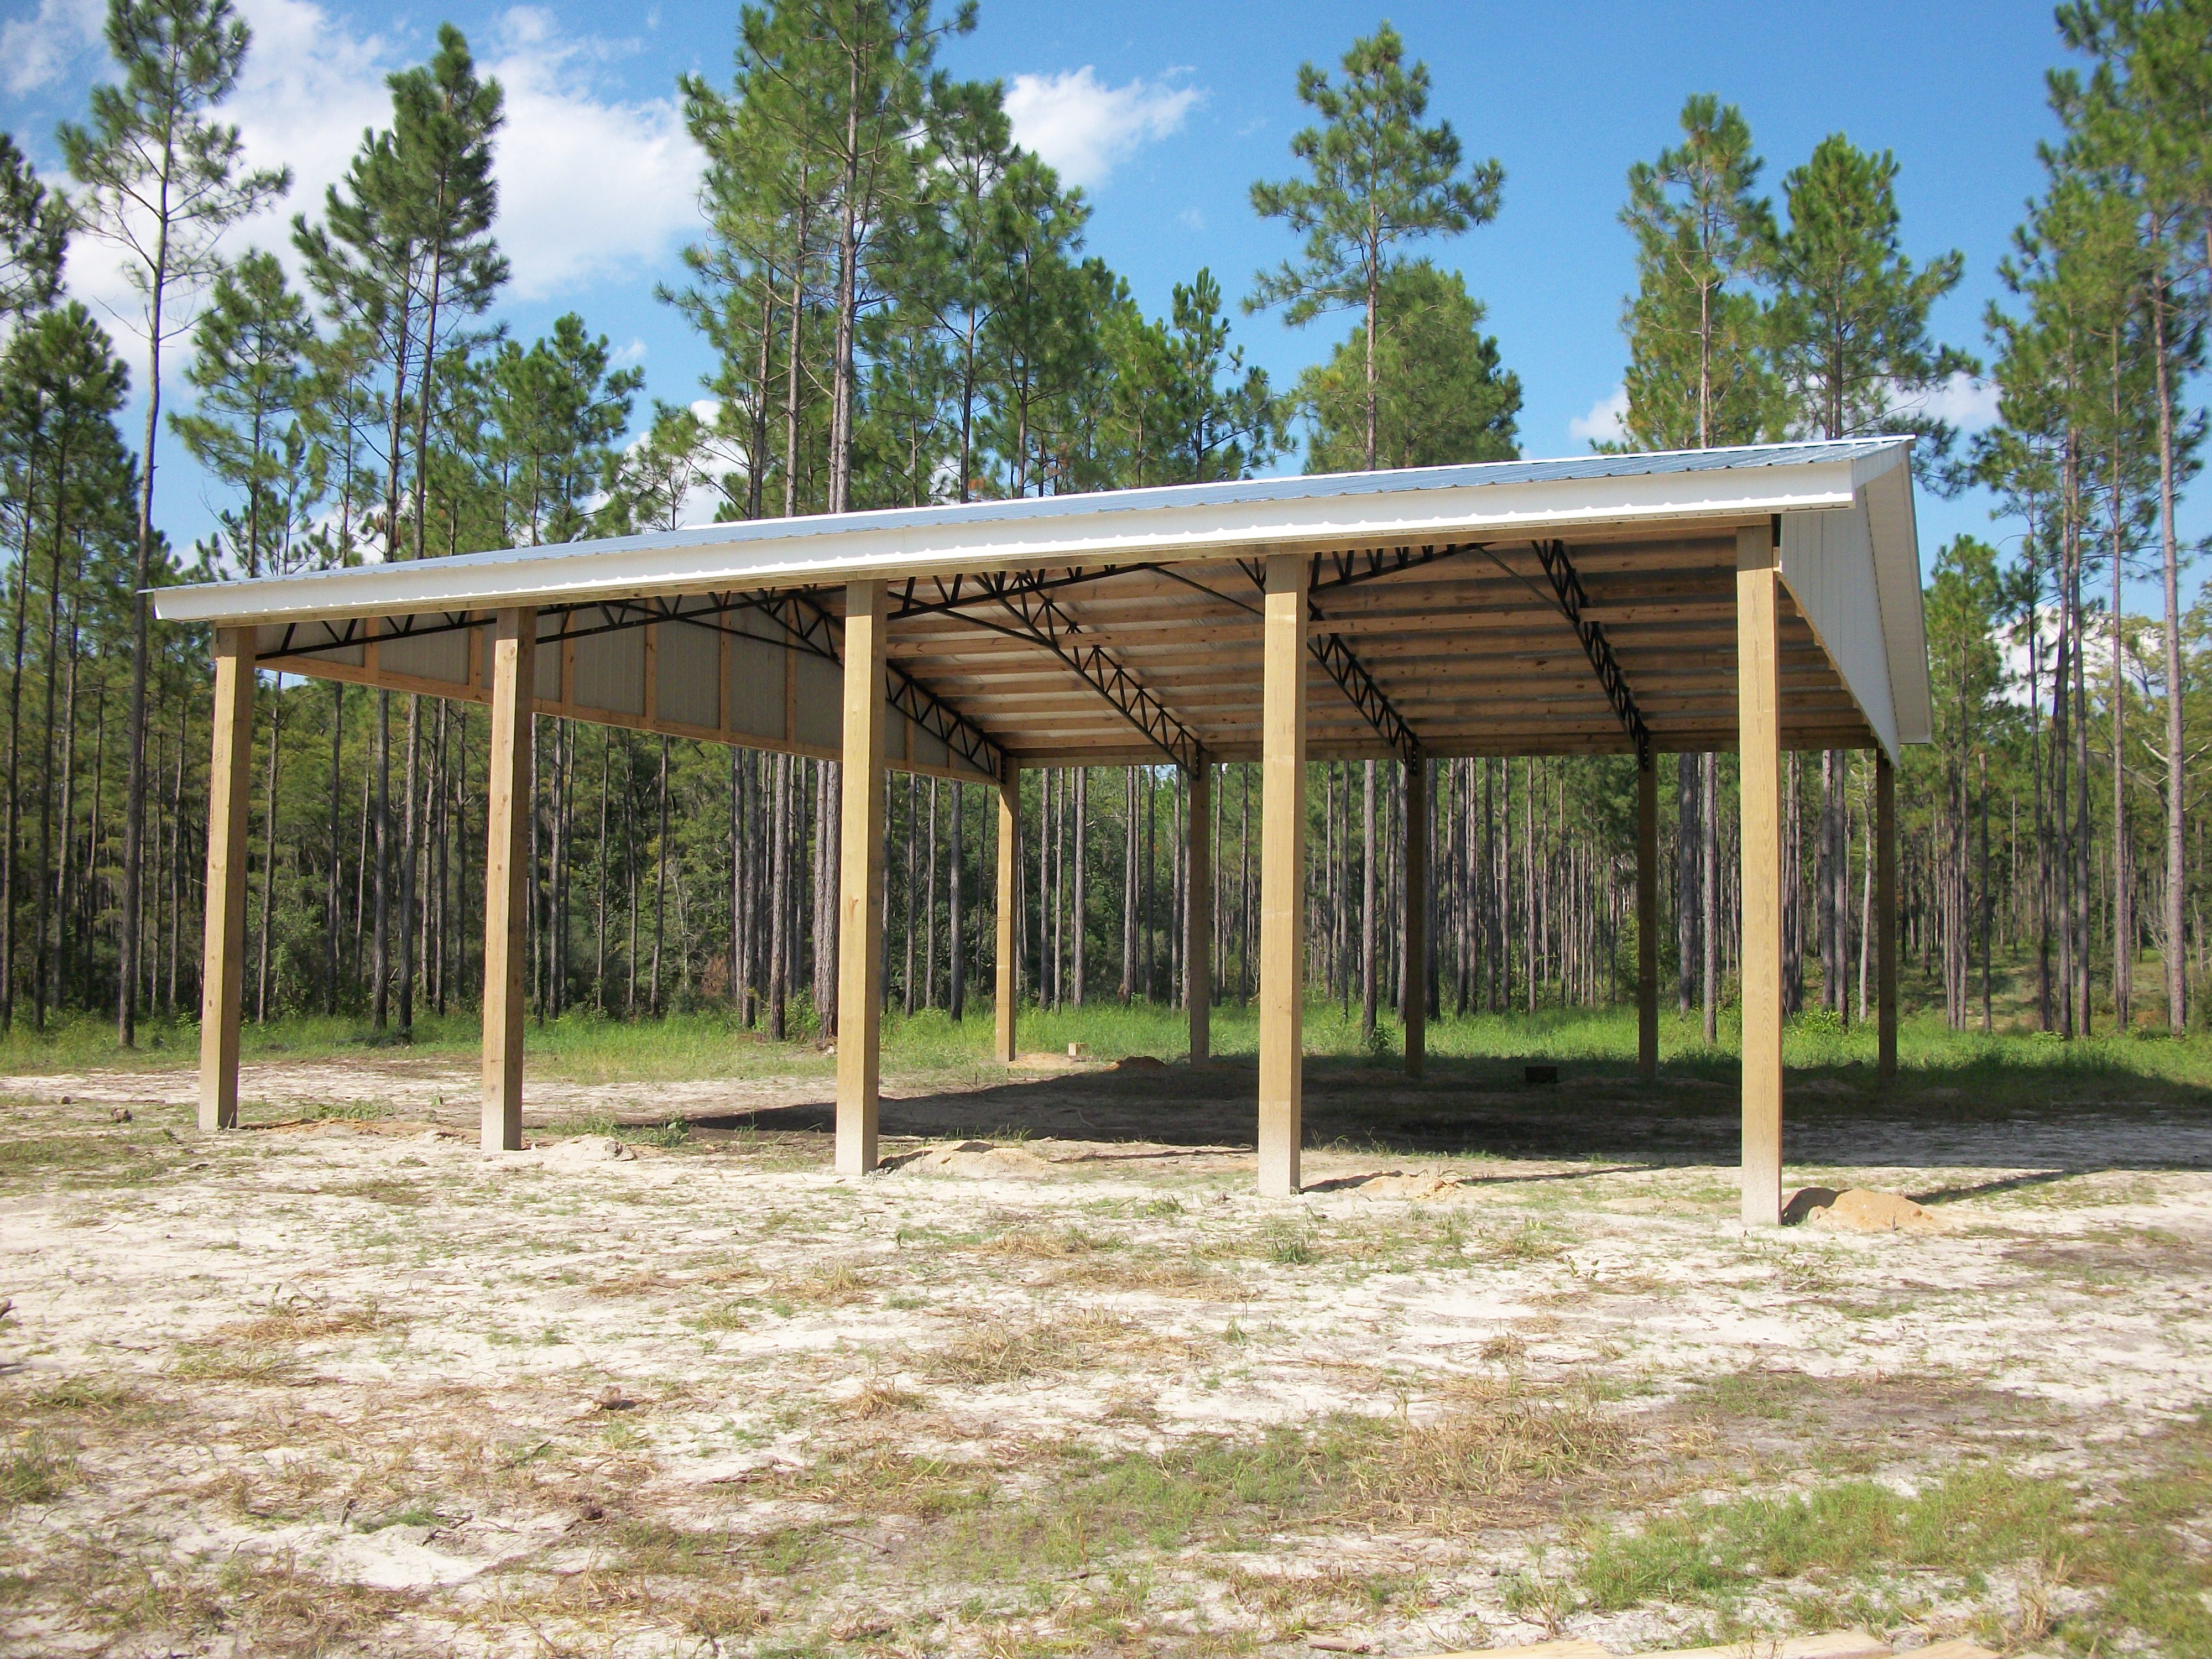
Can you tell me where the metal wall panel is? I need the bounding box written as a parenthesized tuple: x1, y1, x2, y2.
(379, 623, 469, 684)
(573, 626, 645, 716)
(796, 653, 842, 750)
(657, 619, 720, 729)
(726, 630, 786, 740)
(533, 614, 562, 700)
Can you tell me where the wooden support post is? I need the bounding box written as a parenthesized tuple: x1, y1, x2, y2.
(1877, 748, 1897, 1079)
(481, 608, 534, 1153)
(1736, 525, 1783, 1226)
(1187, 757, 1212, 1065)
(1637, 752, 1658, 1082)
(835, 580, 889, 1176)
(1403, 753, 1426, 1079)
(1258, 554, 1308, 1196)
(995, 767, 1019, 1065)
(197, 627, 255, 1133)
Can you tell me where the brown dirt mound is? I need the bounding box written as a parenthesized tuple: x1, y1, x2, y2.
(888, 1140, 1054, 1177)
(1785, 1185, 1944, 1234)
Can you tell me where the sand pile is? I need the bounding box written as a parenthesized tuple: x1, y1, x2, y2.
(1783, 1186, 1944, 1234)
(890, 1139, 1055, 1177)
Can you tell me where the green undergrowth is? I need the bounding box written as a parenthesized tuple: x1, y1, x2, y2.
(1574, 1441, 2212, 1656)
(7, 995, 2212, 1114)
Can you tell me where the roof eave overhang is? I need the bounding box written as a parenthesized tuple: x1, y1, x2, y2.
(151, 456, 1873, 630)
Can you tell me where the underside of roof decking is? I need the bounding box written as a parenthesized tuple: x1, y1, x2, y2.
(162, 440, 1927, 775)
(878, 530, 1876, 765)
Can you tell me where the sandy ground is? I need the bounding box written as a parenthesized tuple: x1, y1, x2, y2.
(2, 1055, 2209, 1657)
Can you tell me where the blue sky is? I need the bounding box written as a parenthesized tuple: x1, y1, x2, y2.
(3, 0, 2171, 586)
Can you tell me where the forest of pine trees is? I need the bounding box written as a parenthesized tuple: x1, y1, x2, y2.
(2, 1, 2210, 1047)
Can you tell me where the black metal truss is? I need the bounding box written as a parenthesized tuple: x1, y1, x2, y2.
(260, 588, 1006, 781)
(890, 566, 1152, 622)
(963, 583, 1202, 773)
(1308, 540, 1480, 593)
(1528, 539, 1651, 759)
(1232, 541, 1479, 602)
(1234, 565, 1421, 764)
(259, 592, 792, 664)
(782, 592, 1006, 781)
(1309, 630, 1420, 762)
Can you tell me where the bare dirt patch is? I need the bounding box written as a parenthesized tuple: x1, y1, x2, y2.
(2, 1059, 2209, 1656)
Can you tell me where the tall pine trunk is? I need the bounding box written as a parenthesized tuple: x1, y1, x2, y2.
(1360, 760, 1377, 1039)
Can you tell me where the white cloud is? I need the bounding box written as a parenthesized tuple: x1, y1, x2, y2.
(62, 0, 704, 347)
(482, 6, 703, 300)
(0, 0, 103, 96)
(1003, 67, 1201, 190)
(1177, 207, 1206, 233)
(1569, 385, 1627, 448)
(1895, 369, 2001, 433)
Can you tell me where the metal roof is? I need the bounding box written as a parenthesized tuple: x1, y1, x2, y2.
(152, 437, 1931, 760)
(152, 437, 1916, 627)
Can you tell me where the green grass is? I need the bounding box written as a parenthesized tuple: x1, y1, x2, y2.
(1, 1432, 76, 1505)
(1575, 1449, 2212, 1657)
(9, 980, 2212, 1112)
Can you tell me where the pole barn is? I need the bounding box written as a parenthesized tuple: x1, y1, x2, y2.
(154, 439, 1931, 1223)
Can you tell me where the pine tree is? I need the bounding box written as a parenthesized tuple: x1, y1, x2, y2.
(0, 304, 135, 1031)
(170, 251, 316, 578)
(1769, 132, 1968, 1016)
(2053, 0, 2212, 1032)
(1616, 95, 1776, 1041)
(1302, 259, 1520, 469)
(979, 152, 1097, 495)
(611, 402, 723, 534)
(295, 23, 504, 1039)
(1618, 95, 1778, 451)
(59, 0, 289, 1047)
(488, 315, 643, 545)
(1248, 22, 1503, 472)
(1771, 133, 1970, 451)
(916, 77, 1015, 502)
(731, 0, 971, 514)
(0, 136, 68, 325)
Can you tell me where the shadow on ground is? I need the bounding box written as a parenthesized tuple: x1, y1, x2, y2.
(683, 1052, 2212, 1173)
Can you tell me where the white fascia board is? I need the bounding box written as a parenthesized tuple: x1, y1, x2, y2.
(1864, 461, 1932, 744)
(153, 451, 1879, 628)
(1781, 498, 1902, 761)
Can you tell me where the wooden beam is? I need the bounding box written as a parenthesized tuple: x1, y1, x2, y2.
(481, 609, 534, 1152)
(1258, 554, 1308, 1196)
(1877, 749, 1897, 1079)
(995, 767, 1019, 1064)
(1404, 755, 1427, 1078)
(1188, 758, 1213, 1064)
(1736, 526, 1783, 1227)
(197, 628, 255, 1133)
(1638, 752, 1658, 1082)
(836, 580, 890, 1175)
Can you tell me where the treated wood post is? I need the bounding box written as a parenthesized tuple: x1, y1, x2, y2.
(1637, 751, 1659, 1082)
(197, 627, 255, 1133)
(1737, 524, 1783, 1226)
(1258, 554, 1309, 1196)
(1403, 753, 1426, 1078)
(1877, 748, 1897, 1079)
(995, 766, 1019, 1064)
(835, 580, 889, 1176)
(1187, 756, 1212, 1065)
(481, 608, 534, 1153)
